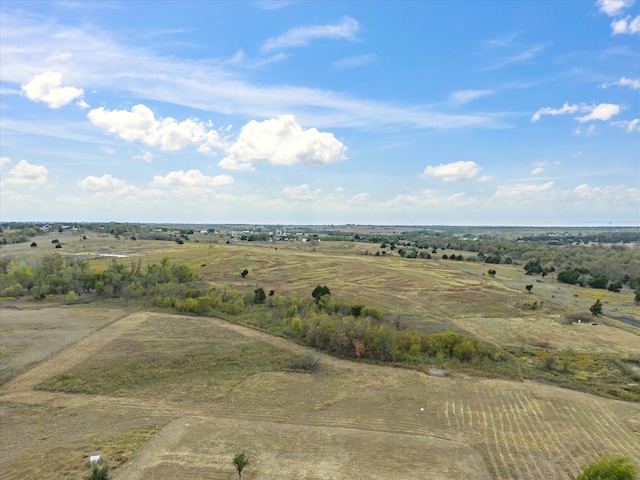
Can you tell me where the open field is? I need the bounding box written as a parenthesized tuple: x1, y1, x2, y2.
(1, 306, 639, 479)
(1, 236, 639, 478)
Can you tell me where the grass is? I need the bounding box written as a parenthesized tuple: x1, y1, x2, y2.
(36, 314, 294, 399)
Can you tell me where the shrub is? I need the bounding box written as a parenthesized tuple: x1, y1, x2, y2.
(573, 456, 637, 480)
(65, 291, 78, 303)
(88, 465, 109, 480)
(289, 350, 320, 371)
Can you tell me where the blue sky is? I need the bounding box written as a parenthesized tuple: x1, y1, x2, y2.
(1, 0, 638, 225)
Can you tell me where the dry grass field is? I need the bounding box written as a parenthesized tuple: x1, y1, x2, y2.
(0, 308, 638, 479)
(1, 236, 638, 478)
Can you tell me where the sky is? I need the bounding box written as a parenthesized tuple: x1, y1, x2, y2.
(1, 0, 639, 226)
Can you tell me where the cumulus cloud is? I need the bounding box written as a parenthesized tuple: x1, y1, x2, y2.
(0, 157, 11, 169)
(601, 76, 640, 89)
(282, 184, 323, 201)
(87, 104, 224, 152)
(421, 161, 482, 182)
(597, 0, 635, 16)
(219, 115, 347, 171)
(21, 72, 84, 108)
(2, 160, 48, 186)
(262, 16, 359, 51)
(531, 102, 580, 121)
(78, 174, 131, 192)
(611, 15, 640, 33)
(576, 103, 621, 122)
(151, 169, 234, 188)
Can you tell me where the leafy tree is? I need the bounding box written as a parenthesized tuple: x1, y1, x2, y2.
(311, 284, 330, 303)
(573, 456, 637, 480)
(525, 284, 533, 293)
(524, 258, 542, 275)
(588, 274, 609, 289)
(607, 281, 622, 293)
(590, 299, 603, 316)
(233, 452, 249, 478)
(241, 269, 249, 278)
(487, 269, 496, 277)
(635, 287, 640, 305)
(253, 287, 266, 304)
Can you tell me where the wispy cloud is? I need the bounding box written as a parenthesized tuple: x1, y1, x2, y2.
(601, 76, 640, 89)
(485, 43, 551, 70)
(449, 89, 494, 105)
(262, 16, 359, 52)
(332, 54, 377, 70)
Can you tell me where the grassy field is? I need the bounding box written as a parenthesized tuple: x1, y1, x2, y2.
(1, 236, 639, 478)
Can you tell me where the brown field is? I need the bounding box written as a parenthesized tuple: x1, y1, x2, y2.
(1, 237, 639, 478)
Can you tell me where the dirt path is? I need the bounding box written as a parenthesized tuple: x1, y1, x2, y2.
(0, 312, 151, 401)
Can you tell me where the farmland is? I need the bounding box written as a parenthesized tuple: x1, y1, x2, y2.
(0, 228, 639, 479)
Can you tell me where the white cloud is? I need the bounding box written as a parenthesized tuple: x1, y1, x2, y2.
(478, 175, 493, 182)
(421, 161, 482, 182)
(87, 104, 224, 152)
(611, 15, 640, 34)
(576, 103, 621, 122)
(262, 17, 359, 51)
(601, 76, 640, 89)
(574, 124, 597, 136)
(532, 102, 621, 123)
(282, 184, 323, 201)
(450, 89, 494, 105)
(530, 167, 545, 175)
(78, 174, 131, 192)
(494, 181, 554, 199)
(0, 157, 11, 169)
(333, 54, 377, 70)
(485, 43, 550, 70)
(21, 72, 84, 108)
(597, 0, 635, 16)
(2, 160, 48, 186)
(612, 118, 640, 132)
(100, 146, 116, 155)
(220, 115, 347, 171)
(351, 192, 370, 202)
(531, 102, 580, 121)
(151, 169, 234, 188)
(133, 150, 155, 163)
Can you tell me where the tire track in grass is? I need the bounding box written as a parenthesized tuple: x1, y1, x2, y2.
(594, 403, 640, 461)
(485, 387, 527, 479)
(503, 393, 541, 479)
(515, 392, 580, 476)
(575, 402, 638, 459)
(474, 386, 503, 478)
(500, 394, 536, 479)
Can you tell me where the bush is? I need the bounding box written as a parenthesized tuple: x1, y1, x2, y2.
(289, 350, 320, 371)
(88, 465, 109, 480)
(573, 456, 637, 480)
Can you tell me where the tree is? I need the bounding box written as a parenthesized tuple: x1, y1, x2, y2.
(487, 269, 496, 277)
(607, 281, 622, 293)
(241, 269, 249, 278)
(635, 287, 640, 305)
(573, 456, 637, 480)
(233, 452, 249, 479)
(590, 299, 603, 316)
(311, 284, 330, 303)
(525, 284, 533, 293)
(253, 287, 266, 304)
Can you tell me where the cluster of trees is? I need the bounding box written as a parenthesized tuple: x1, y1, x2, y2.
(0, 255, 195, 298)
(556, 267, 632, 292)
(155, 282, 500, 365)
